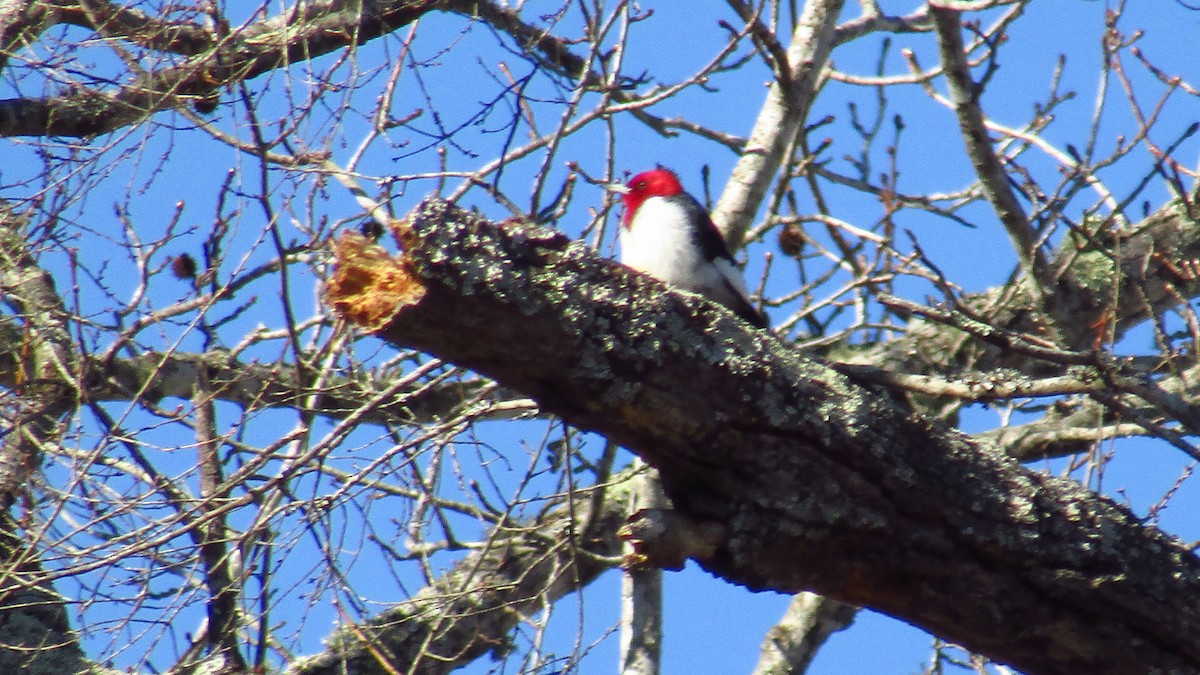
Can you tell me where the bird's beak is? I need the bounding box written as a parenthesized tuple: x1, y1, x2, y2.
(605, 182, 630, 195)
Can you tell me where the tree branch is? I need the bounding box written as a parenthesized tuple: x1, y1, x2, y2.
(287, 465, 635, 675)
(0, 196, 87, 672)
(751, 592, 856, 675)
(325, 200, 1200, 674)
(0, 0, 449, 137)
(711, 0, 845, 248)
(0, 321, 537, 427)
(930, 6, 1062, 324)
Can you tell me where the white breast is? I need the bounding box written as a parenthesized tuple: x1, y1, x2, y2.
(620, 196, 709, 289)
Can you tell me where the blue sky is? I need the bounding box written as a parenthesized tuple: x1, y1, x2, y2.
(5, 1, 1200, 673)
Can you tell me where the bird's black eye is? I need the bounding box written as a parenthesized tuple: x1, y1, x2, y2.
(635, 180, 646, 189)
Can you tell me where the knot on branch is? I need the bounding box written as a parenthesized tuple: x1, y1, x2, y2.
(619, 508, 726, 571)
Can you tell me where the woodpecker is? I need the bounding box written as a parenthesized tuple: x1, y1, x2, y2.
(611, 167, 769, 328)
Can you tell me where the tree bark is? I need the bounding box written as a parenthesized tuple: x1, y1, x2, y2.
(751, 592, 856, 675)
(326, 200, 1200, 675)
(0, 196, 89, 673)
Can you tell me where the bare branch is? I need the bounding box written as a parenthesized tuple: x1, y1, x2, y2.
(929, 6, 1062, 327)
(0, 323, 537, 426)
(287, 467, 635, 675)
(751, 593, 856, 675)
(712, 0, 845, 248)
(0, 0, 447, 137)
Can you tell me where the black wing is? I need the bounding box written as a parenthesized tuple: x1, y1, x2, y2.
(672, 193, 738, 264)
(673, 194, 769, 328)
(720, 277, 770, 328)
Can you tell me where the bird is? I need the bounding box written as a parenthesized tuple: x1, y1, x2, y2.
(611, 167, 769, 328)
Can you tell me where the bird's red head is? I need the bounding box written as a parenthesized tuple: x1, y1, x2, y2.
(619, 167, 685, 228)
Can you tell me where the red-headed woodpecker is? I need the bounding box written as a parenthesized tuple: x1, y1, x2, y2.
(611, 167, 769, 328)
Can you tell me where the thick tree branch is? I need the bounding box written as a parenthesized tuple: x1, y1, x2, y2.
(0, 0, 50, 73)
(0, 0, 449, 137)
(861, 197, 1200, 382)
(326, 200, 1200, 674)
(619, 463, 664, 675)
(60, 0, 216, 54)
(0, 0, 663, 138)
(0, 200, 87, 671)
